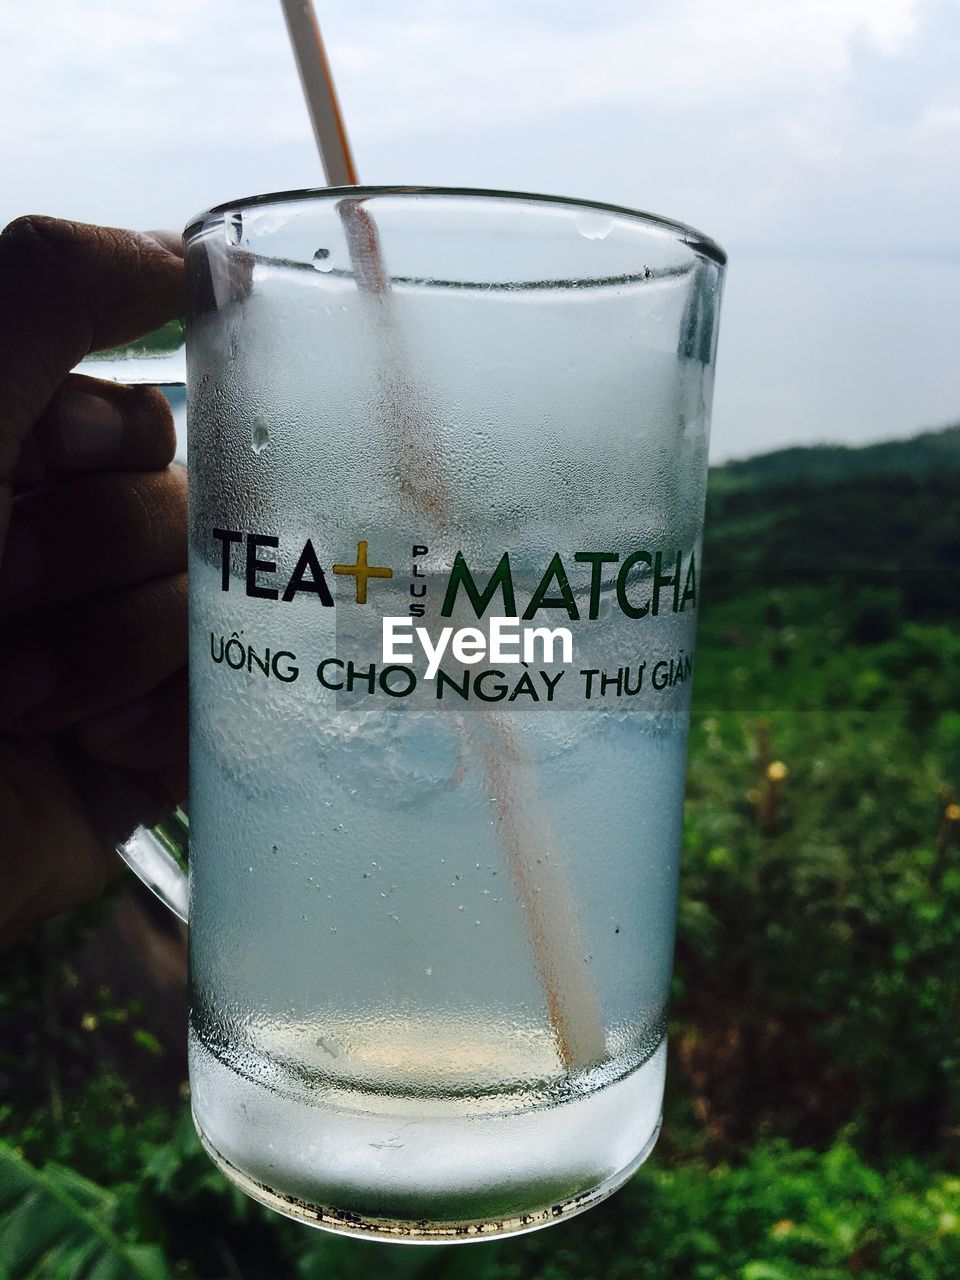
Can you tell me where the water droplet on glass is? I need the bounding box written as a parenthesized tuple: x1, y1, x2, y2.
(316, 1035, 340, 1057)
(312, 247, 333, 272)
(226, 211, 243, 246)
(250, 416, 269, 455)
(574, 212, 614, 241)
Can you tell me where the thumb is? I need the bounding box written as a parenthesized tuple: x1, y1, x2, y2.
(0, 217, 185, 491)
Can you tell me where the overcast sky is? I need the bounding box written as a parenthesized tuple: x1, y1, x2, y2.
(2, 0, 958, 459)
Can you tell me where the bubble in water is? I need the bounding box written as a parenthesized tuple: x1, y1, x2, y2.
(312, 248, 333, 272)
(574, 212, 614, 241)
(250, 416, 270, 455)
(226, 211, 243, 246)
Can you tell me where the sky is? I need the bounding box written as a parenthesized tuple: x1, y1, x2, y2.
(1, 0, 958, 459)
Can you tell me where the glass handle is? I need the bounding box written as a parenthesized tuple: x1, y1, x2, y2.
(76, 347, 186, 387)
(117, 810, 190, 923)
(76, 317, 191, 920)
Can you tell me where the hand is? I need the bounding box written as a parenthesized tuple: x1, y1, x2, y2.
(0, 217, 186, 950)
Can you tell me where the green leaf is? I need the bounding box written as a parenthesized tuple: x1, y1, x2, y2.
(741, 1263, 795, 1280)
(0, 1144, 164, 1280)
(130, 1030, 163, 1058)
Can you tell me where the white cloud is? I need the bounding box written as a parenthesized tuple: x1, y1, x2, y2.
(0, 0, 936, 143)
(1, 0, 953, 248)
(321, 0, 930, 137)
(0, 0, 957, 452)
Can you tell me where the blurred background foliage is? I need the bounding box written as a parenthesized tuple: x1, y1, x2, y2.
(1, 426, 959, 1278)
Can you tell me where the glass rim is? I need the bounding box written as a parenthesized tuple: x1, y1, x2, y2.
(184, 184, 727, 268)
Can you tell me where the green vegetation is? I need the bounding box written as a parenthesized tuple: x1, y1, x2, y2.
(2, 426, 958, 1278)
(87, 318, 185, 362)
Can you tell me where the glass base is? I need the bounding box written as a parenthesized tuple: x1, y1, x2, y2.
(189, 1031, 666, 1243)
(194, 1112, 660, 1243)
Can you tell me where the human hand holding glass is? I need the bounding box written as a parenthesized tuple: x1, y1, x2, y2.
(0, 215, 187, 950)
(0, 196, 725, 1243)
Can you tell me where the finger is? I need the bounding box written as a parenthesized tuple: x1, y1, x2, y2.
(29, 374, 177, 478)
(10, 376, 175, 493)
(0, 217, 184, 530)
(9, 434, 45, 492)
(0, 733, 180, 953)
(74, 667, 189, 811)
(0, 465, 186, 614)
(76, 667, 188, 776)
(0, 737, 111, 953)
(0, 572, 187, 733)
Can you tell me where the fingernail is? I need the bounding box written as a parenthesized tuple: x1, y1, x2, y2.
(79, 692, 155, 746)
(0, 523, 42, 594)
(0, 651, 57, 724)
(58, 389, 124, 463)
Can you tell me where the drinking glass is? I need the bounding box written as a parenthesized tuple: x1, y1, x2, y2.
(115, 186, 725, 1241)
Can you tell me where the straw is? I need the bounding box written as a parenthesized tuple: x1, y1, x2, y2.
(279, 0, 359, 187)
(278, 1, 607, 1071)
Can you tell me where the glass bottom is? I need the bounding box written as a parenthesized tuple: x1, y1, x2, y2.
(189, 1036, 666, 1243)
(194, 1113, 660, 1244)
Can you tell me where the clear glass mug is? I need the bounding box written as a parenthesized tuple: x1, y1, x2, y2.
(107, 187, 725, 1242)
